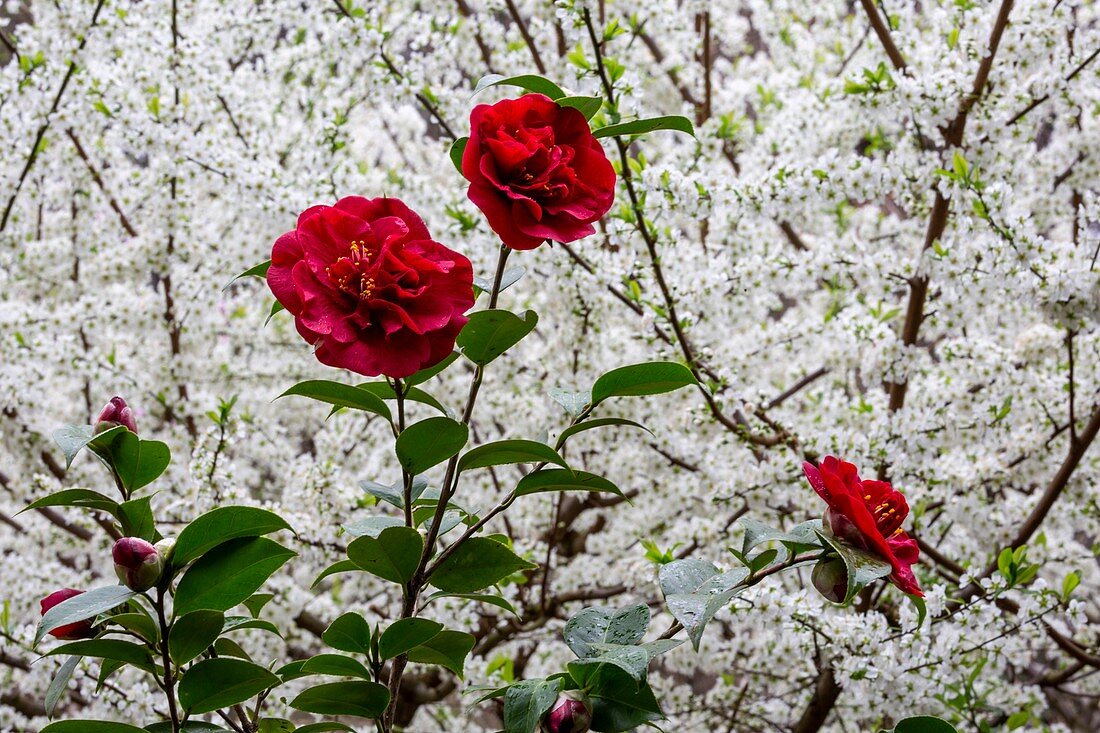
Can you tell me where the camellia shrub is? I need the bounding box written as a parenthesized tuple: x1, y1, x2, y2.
(1, 1, 1097, 733)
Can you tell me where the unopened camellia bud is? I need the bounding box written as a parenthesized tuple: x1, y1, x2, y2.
(113, 537, 164, 591)
(812, 558, 849, 603)
(95, 396, 137, 435)
(541, 690, 592, 733)
(154, 536, 176, 565)
(40, 588, 96, 640)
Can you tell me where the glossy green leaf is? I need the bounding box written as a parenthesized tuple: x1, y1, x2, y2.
(554, 417, 650, 449)
(407, 630, 475, 677)
(48, 639, 154, 671)
(110, 612, 159, 643)
(472, 73, 565, 100)
(514, 469, 622, 498)
(117, 496, 156, 541)
(568, 645, 649, 689)
(449, 136, 468, 173)
(342, 515, 403, 538)
(659, 559, 749, 650)
(44, 655, 81, 718)
(222, 616, 281, 636)
(225, 259, 271, 289)
(36, 585, 137, 645)
(558, 95, 602, 119)
(473, 265, 526, 297)
(563, 604, 650, 659)
(423, 591, 517, 616)
(174, 506, 293, 566)
(300, 653, 372, 680)
(378, 618, 443, 660)
(395, 417, 468, 475)
(178, 658, 280, 714)
(884, 717, 959, 733)
(293, 724, 357, 733)
(311, 559, 359, 589)
(405, 352, 459, 387)
(321, 612, 372, 654)
(591, 361, 696, 405)
(503, 678, 563, 733)
(41, 723, 148, 733)
(144, 724, 231, 733)
(174, 537, 295, 615)
(289, 681, 389, 718)
(429, 537, 536, 593)
(354, 381, 449, 415)
(347, 525, 423, 585)
(52, 424, 125, 470)
(109, 431, 171, 492)
(278, 380, 391, 421)
(20, 489, 119, 516)
(360, 474, 428, 510)
(548, 388, 591, 417)
(593, 115, 695, 139)
(588, 670, 664, 731)
(458, 439, 568, 473)
(169, 610, 225, 664)
(456, 309, 538, 365)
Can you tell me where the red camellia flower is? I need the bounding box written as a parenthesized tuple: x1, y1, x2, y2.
(268, 197, 475, 379)
(40, 589, 95, 640)
(803, 456, 923, 597)
(462, 94, 616, 251)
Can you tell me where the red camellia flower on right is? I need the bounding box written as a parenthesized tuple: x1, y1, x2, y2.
(803, 456, 923, 597)
(268, 196, 475, 379)
(462, 94, 616, 251)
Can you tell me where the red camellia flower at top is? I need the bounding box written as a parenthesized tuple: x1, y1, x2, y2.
(267, 197, 475, 379)
(462, 94, 616, 251)
(40, 589, 95, 640)
(803, 456, 923, 597)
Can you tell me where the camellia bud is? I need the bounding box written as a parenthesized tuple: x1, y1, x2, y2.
(154, 536, 176, 565)
(812, 558, 849, 603)
(113, 537, 164, 591)
(40, 589, 95, 640)
(541, 690, 593, 733)
(95, 396, 137, 435)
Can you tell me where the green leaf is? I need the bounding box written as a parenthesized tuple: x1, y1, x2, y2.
(278, 380, 392, 421)
(554, 417, 649, 449)
(817, 530, 892, 605)
(549, 388, 591, 417)
(347, 526, 424, 585)
(405, 352, 459, 387)
(449, 136, 468, 173)
(289, 681, 390, 718)
(293, 725, 357, 733)
(44, 655, 81, 717)
(884, 717, 959, 733)
(321, 612, 372, 654)
(178, 658, 280, 714)
(354, 381, 450, 416)
(222, 616, 281, 636)
(739, 518, 822, 556)
(593, 115, 695, 139)
(174, 537, 296, 615)
(36, 585, 137, 645)
(378, 618, 443, 660)
(423, 591, 517, 616)
(109, 431, 171, 492)
(429, 536, 536, 593)
(503, 678, 563, 733)
(300, 654, 373, 680)
(225, 259, 271, 289)
(21, 489, 119, 516)
(588, 671, 664, 731)
(591, 361, 696, 404)
(407, 630, 476, 677)
(558, 95, 602, 119)
(458, 439, 568, 473)
(568, 645, 649, 689)
(255, 721, 293, 733)
(311, 559, 359, 588)
(342, 515, 404, 538)
(52, 424, 125, 470)
(109, 613, 159, 643)
(144, 722, 229, 733)
(515, 469, 622, 498)
(658, 559, 749, 650)
(48, 639, 154, 672)
(563, 605, 650, 659)
(472, 73, 566, 100)
(174, 506, 293, 566)
(395, 417, 468, 475)
(117, 496, 156, 541)
(359, 474, 428, 510)
(169, 610, 225, 664)
(40, 720, 123, 733)
(473, 265, 526, 297)
(456, 309, 538, 365)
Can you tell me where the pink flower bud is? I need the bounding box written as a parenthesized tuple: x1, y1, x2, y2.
(812, 558, 849, 603)
(113, 537, 164, 591)
(95, 396, 137, 434)
(541, 690, 592, 733)
(40, 589, 95, 640)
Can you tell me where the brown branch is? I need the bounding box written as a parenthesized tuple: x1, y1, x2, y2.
(1005, 46, 1100, 127)
(503, 0, 546, 74)
(66, 129, 138, 237)
(858, 0, 907, 71)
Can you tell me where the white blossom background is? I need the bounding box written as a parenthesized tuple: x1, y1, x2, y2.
(0, 0, 1098, 731)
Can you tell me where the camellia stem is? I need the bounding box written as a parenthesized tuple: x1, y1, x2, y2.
(380, 242, 512, 732)
(153, 586, 181, 733)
